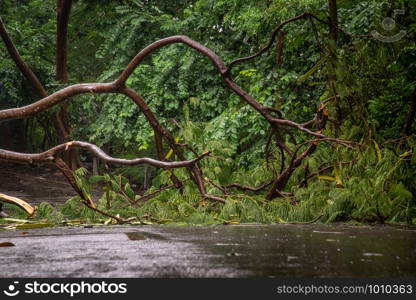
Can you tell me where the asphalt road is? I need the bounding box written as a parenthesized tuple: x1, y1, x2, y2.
(1, 224, 415, 277)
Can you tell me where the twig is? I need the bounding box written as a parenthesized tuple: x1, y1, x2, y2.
(226, 181, 273, 193)
(202, 194, 226, 203)
(298, 160, 355, 187)
(119, 184, 176, 208)
(203, 177, 230, 195)
(54, 157, 130, 223)
(82, 202, 127, 224)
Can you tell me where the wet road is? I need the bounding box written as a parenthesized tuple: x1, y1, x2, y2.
(1, 224, 415, 277)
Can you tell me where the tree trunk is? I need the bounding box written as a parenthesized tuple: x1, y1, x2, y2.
(327, 0, 342, 129)
(56, 0, 80, 170)
(56, 0, 72, 82)
(328, 0, 338, 42)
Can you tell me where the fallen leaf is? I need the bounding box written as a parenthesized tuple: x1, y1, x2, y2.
(125, 232, 147, 241)
(0, 242, 15, 247)
(5, 223, 53, 230)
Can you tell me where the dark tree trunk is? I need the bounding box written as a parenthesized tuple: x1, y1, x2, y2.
(327, 0, 342, 129)
(56, 0, 81, 170)
(56, 0, 72, 82)
(328, 0, 338, 42)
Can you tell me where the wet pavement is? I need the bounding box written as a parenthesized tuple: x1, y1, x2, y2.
(1, 224, 415, 278)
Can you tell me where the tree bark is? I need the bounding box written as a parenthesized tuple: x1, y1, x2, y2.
(327, 0, 342, 129)
(56, 0, 72, 82)
(328, 0, 338, 42)
(56, 0, 80, 170)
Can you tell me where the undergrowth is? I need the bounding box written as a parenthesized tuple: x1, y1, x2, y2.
(3, 137, 413, 227)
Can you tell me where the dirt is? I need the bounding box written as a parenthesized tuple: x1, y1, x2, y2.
(0, 161, 77, 206)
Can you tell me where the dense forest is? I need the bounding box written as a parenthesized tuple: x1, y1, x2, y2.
(0, 0, 415, 226)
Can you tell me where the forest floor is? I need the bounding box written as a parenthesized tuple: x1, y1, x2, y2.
(0, 161, 77, 206)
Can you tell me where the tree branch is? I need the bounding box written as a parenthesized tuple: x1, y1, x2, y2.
(226, 181, 273, 193)
(0, 141, 210, 169)
(298, 160, 354, 187)
(227, 13, 311, 72)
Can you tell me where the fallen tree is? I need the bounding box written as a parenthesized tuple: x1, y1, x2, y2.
(0, 7, 358, 222)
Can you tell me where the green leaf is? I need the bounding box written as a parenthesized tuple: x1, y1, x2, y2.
(89, 175, 106, 184)
(5, 223, 54, 230)
(124, 183, 136, 200)
(297, 55, 329, 82)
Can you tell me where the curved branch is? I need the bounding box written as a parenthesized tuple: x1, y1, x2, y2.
(227, 13, 311, 72)
(227, 12, 370, 74)
(0, 141, 210, 169)
(115, 35, 228, 88)
(0, 34, 325, 143)
(271, 117, 326, 138)
(0, 82, 116, 121)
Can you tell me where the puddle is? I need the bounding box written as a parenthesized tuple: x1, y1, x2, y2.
(124, 231, 166, 241)
(125, 232, 147, 241)
(362, 252, 384, 257)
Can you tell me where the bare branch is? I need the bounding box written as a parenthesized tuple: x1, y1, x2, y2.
(53, 157, 95, 207)
(226, 181, 273, 193)
(202, 194, 226, 204)
(227, 13, 311, 72)
(115, 35, 227, 88)
(0, 141, 210, 169)
(120, 184, 176, 208)
(0, 82, 116, 121)
(299, 160, 354, 187)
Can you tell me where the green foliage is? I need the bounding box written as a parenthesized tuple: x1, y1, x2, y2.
(26, 136, 415, 226)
